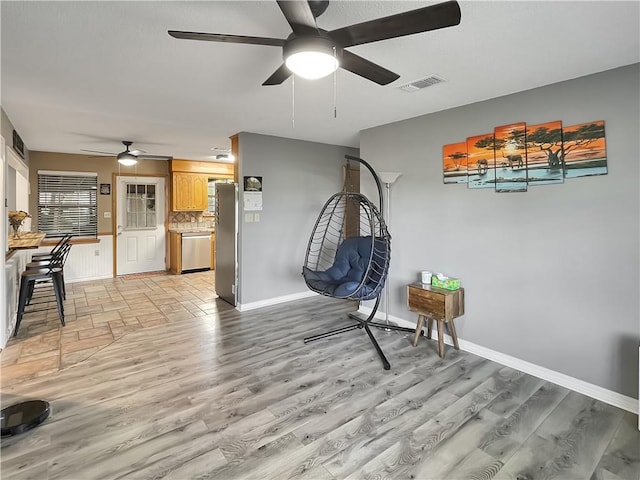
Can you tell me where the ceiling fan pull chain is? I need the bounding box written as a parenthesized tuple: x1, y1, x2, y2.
(291, 74, 295, 129)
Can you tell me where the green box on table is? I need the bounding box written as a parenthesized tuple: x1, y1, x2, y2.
(431, 276, 460, 290)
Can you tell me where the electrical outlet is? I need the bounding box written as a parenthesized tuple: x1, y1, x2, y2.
(245, 213, 254, 223)
(103, 211, 111, 219)
(94, 249, 100, 256)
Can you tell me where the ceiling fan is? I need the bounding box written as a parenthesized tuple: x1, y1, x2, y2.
(168, 0, 461, 86)
(81, 141, 173, 166)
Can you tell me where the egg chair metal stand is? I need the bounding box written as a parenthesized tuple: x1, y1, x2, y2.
(302, 155, 418, 370)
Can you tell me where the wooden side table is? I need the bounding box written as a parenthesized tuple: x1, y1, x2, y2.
(407, 282, 464, 358)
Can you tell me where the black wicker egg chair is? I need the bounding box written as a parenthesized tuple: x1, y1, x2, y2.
(302, 155, 417, 370)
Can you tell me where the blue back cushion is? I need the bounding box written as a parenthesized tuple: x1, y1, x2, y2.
(324, 236, 371, 282)
(303, 236, 388, 299)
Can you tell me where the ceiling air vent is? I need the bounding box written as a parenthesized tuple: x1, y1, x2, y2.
(398, 74, 445, 92)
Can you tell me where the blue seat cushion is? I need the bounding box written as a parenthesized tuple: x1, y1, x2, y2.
(303, 236, 387, 299)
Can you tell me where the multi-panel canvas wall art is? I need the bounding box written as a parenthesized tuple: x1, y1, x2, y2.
(467, 133, 495, 189)
(563, 121, 607, 178)
(442, 119, 606, 193)
(443, 141, 468, 184)
(526, 121, 564, 186)
(494, 122, 527, 192)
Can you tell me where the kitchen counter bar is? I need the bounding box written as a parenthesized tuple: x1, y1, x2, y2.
(8, 232, 46, 250)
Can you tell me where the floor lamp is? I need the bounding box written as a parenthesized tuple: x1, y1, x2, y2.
(377, 171, 402, 326)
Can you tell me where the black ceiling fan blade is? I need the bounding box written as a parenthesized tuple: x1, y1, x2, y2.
(340, 51, 399, 85)
(168, 30, 285, 47)
(137, 154, 173, 160)
(80, 149, 116, 155)
(276, 0, 318, 35)
(262, 64, 292, 86)
(329, 0, 461, 48)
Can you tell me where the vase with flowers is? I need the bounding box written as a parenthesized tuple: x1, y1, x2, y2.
(8, 211, 31, 239)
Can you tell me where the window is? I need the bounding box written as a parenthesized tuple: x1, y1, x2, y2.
(38, 170, 98, 238)
(207, 178, 234, 216)
(125, 183, 156, 229)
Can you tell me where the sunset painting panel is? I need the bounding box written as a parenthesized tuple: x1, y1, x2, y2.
(563, 120, 607, 178)
(494, 122, 527, 192)
(443, 141, 468, 184)
(525, 120, 564, 185)
(467, 133, 495, 189)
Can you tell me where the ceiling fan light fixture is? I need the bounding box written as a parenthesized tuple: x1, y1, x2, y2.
(284, 36, 339, 80)
(286, 50, 338, 80)
(117, 152, 138, 166)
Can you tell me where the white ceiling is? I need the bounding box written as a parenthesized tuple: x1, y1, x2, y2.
(1, 1, 638, 161)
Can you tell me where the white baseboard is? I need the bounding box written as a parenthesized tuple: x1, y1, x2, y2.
(237, 290, 318, 312)
(358, 305, 638, 414)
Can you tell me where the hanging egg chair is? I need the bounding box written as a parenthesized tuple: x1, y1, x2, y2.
(303, 191, 389, 301)
(302, 155, 418, 370)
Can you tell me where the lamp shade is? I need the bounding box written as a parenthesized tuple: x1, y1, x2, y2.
(117, 152, 138, 166)
(378, 172, 402, 184)
(285, 51, 338, 79)
(283, 36, 340, 80)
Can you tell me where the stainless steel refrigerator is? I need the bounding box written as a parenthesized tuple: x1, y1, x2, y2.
(215, 183, 238, 306)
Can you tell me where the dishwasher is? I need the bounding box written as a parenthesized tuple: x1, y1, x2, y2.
(181, 232, 211, 272)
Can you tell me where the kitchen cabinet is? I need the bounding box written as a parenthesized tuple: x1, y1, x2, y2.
(171, 173, 208, 211)
(169, 231, 182, 274)
(3, 250, 29, 347)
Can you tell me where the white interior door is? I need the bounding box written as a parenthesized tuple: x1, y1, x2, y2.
(116, 176, 166, 275)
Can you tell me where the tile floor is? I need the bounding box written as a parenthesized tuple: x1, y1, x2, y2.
(1, 270, 219, 387)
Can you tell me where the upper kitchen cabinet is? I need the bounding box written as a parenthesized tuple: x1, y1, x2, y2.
(172, 172, 208, 211)
(170, 159, 234, 212)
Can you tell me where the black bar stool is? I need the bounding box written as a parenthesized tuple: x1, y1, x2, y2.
(14, 243, 71, 336)
(25, 242, 72, 302)
(30, 233, 71, 262)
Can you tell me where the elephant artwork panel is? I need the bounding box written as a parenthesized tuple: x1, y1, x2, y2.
(562, 120, 607, 178)
(443, 141, 468, 184)
(525, 120, 564, 186)
(467, 133, 496, 189)
(494, 122, 527, 192)
(442, 118, 607, 193)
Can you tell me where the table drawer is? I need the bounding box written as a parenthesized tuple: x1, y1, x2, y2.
(408, 285, 446, 319)
(407, 284, 464, 322)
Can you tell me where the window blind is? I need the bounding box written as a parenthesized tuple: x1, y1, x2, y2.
(37, 171, 98, 238)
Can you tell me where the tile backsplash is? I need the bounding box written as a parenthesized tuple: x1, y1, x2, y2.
(169, 211, 214, 231)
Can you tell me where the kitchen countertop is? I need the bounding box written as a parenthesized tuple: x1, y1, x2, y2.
(8, 232, 46, 250)
(168, 229, 215, 234)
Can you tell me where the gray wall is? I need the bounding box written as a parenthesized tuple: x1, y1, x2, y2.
(237, 132, 358, 305)
(360, 64, 639, 398)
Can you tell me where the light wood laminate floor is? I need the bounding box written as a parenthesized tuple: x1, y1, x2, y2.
(1, 275, 638, 479)
(1, 271, 217, 386)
